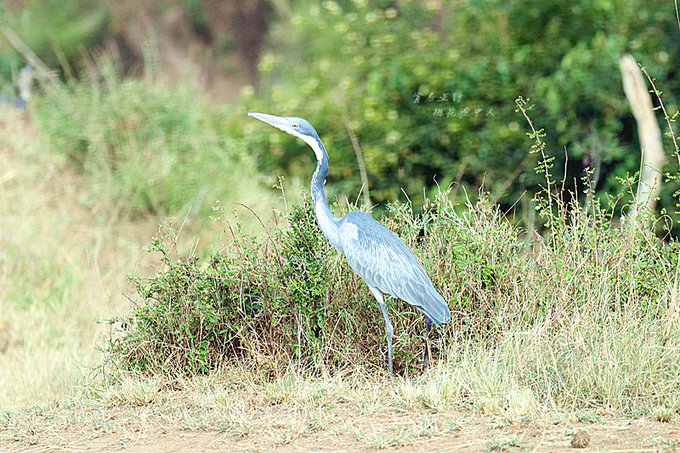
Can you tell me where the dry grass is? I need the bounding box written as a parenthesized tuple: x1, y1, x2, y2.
(0, 114, 260, 409)
(0, 107, 284, 410)
(1, 362, 678, 451)
(0, 113, 161, 409)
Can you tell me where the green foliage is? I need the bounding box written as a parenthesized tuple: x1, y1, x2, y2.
(277, 196, 331, 361)
(235, 0, 679, 215)
(0, 0, 109, 79)
(32, 55, 262, 216)
(3, 0, 679, 220)
(115, 225, 266, 374)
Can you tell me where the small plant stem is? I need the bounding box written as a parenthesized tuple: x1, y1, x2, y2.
(639, 65, 680, 161)
(235, 202, 284, 268)
(515, 97, 554, 242)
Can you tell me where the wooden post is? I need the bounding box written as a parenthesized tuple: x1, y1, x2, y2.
(619, 53, 665, 226)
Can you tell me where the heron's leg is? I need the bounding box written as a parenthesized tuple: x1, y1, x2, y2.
(422, 318, 433, 372)
(369, 287, 393, 376)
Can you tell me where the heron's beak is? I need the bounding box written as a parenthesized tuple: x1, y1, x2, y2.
(248, 112, 293, 134)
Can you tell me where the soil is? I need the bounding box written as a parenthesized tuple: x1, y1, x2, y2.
(3, 410, 678, 452)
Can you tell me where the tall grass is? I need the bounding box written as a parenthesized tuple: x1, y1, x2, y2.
(31, 53, 274, 220)
(0, 114, 157, 409)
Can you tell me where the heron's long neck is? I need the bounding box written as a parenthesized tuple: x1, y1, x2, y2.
(309, 139, 341, 248)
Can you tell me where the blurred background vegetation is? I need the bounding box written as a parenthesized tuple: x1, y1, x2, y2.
(0, 0, 678, 225)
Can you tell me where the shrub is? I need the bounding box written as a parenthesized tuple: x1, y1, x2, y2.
(32, 54, 264, 217)
(108, 185, 678, 377)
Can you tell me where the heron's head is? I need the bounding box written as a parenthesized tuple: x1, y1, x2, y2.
(248, 112, 324, 159)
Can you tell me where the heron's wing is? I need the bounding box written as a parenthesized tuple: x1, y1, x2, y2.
(338, 211, 451, 325)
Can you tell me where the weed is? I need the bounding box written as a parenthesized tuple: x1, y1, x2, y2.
(652, 406, 674, 423)
(575, 412, 604, 424)
(102, 375, 161, 406)
(487, 434, 525, 452)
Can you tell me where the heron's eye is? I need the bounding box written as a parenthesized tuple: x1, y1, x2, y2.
(292, 123, 299, 128)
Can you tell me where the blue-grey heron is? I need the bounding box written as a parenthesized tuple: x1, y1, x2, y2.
(249, 112, 451, 374)
(0, 65, 33, 111)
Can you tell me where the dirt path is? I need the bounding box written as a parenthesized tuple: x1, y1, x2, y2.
(4, 411, 678, 452)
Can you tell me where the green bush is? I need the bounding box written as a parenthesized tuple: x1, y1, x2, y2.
(32, 55, 263, 216)
(233, 0, 679, 215)
(0, 0, 109, 79)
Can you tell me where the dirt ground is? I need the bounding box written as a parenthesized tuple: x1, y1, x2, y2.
(3, 409, 678, 452)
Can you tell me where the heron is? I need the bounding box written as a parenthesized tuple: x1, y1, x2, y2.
(248, 112, 451, 375)
(0, 65, 33, 111)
